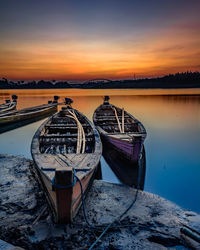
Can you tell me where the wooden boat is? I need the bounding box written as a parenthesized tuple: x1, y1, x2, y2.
(31, 98, 102, 223)
(0, 95, 18, 114)
(93, 96, 147, 164)
(0, 96, 59, 134)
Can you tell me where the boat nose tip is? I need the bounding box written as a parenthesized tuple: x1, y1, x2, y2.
(65, 98, 73, 106)
(12, 95, 18, 102)
(103, 95, 110, 104)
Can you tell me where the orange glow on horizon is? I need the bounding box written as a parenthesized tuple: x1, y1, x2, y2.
(1, 24, 200, 81)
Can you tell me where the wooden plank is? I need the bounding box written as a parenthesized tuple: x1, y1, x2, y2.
(56, 154, 72, 167)
(96, 115, 129, 118)
(34, 154, 66, 171)
(41, 134, 93, 138)
(55, 168, 73, 223)
(45, 124, 90, 128)
(108, 133, 144, 139)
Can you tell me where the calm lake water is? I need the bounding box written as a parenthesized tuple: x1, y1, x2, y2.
(0, 89, 200, 213)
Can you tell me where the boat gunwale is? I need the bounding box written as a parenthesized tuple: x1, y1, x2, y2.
(0, 102, 17, 114)
(0, 103, 57, 119)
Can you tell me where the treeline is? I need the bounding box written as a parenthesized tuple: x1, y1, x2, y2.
(0, 71, 200, 89)
(0, 79, 71, 89)
(80, 71, 200, 89)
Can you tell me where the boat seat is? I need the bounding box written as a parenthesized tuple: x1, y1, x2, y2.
(96, 115, 129, 118)
(41, 134, 93, 138)
(46, 124, 90, 128)
(96, 118, 131, 122)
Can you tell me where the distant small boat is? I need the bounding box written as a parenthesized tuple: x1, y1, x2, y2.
(31, 98, 102, 223)
(93, 96, 147, 163)
(0, 95, 18, 114)
(0, 96, 59, 134)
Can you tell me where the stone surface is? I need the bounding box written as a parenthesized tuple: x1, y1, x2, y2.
(0, 154, 199, 249)
(0, 239, 24, 250)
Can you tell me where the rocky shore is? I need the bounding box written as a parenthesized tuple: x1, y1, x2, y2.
(0, 154, 199, 249)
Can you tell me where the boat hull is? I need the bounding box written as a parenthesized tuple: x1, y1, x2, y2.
(108, 135, 142, 163)
(0, 105, 57, 134)
(101, 133, 144, 163)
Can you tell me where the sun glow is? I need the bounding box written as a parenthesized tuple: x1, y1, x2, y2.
(0, 1, 200, 81)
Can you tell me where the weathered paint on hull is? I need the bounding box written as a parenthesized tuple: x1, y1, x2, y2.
(102, 134, 143, 163)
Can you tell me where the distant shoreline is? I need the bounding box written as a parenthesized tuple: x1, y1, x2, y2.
(1, 72, 200, 90)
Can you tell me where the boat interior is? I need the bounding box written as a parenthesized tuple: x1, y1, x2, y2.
(39, 108, 95, 154)
(94, 105, 141, 133)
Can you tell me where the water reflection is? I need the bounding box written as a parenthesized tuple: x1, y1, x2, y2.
(0, 118, 47, 158)
(103, 145, 146, 189)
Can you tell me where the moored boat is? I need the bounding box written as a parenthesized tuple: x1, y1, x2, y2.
(0, 96, 59, 133)
(0, 95, 18, 114)
(31, 98, 102, 223)
(93, 96, 147, 163)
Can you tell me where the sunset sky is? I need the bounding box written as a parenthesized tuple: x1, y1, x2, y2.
(0, 0, 200, 81)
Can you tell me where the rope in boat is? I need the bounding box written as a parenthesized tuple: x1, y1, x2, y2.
(88, 146, 144, 250)
(68, 109, 86, 154)
(66, 109, 86, 154)
(122, 108, 124, 133)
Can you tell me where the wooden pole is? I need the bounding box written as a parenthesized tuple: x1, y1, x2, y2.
(55, 167, 73, 223)
(122, 108, 124, 133)
(113, 107, 122, 133)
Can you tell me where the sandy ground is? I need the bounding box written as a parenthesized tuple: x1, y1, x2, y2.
(0, 154, 199, 249)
